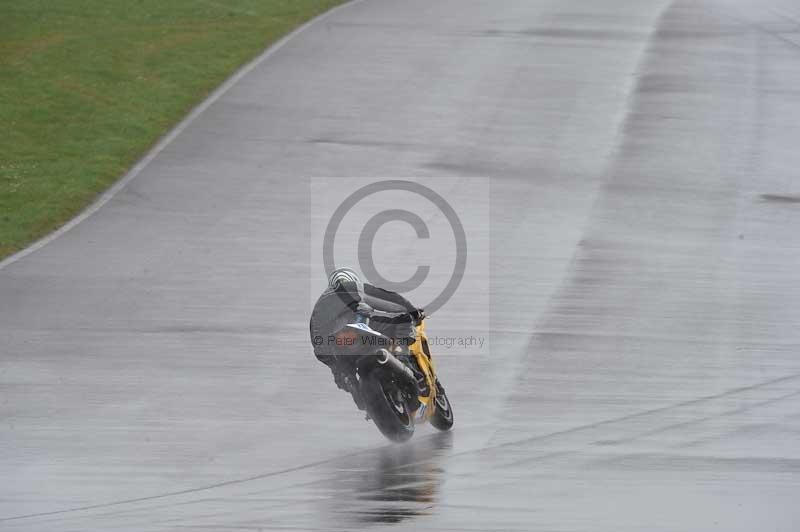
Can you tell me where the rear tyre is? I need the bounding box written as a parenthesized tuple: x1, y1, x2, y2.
(360, 373, 415, 442)
(429, 379, 454, 431)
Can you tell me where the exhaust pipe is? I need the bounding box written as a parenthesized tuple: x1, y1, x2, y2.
(358, 349, 419, 394)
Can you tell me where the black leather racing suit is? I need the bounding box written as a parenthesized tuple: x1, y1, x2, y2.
(309, 281, 418, 399)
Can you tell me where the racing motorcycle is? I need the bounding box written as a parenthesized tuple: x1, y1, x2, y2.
(332, 316, 453, 442)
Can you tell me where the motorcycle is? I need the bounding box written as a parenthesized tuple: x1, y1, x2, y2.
(332, 316, 454, 442)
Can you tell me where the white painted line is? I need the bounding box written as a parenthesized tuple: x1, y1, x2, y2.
(0, 0, 364, 271)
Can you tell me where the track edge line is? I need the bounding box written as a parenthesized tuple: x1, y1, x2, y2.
(0, 0, 365, 272)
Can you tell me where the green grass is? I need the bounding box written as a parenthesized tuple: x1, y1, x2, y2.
(0, 0, 346, 260)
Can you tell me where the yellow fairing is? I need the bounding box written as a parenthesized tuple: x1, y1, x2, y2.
(410, 320, 438, 422)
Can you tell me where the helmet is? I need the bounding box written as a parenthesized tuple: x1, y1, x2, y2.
(328, 267, 363, 292)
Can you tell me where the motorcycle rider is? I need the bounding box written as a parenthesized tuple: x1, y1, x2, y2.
(309, 267, 425, 408)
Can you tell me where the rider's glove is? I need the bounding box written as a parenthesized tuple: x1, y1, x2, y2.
(410, 308, 426, 324)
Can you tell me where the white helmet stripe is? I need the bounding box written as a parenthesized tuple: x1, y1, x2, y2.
(328, 268, 362, 290)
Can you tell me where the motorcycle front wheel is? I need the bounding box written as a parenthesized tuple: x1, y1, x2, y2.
(360, 374, 415, 442)
(429, 378, 454, 431)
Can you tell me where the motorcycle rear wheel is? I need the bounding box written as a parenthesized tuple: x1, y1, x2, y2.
(360, 374, 415, 442)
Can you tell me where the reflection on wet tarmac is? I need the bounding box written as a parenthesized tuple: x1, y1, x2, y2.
(319, 432, 453, 527)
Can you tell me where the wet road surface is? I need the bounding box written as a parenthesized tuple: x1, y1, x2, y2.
(2, 0, 800, 530)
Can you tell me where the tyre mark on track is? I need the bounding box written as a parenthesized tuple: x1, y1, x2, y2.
(6, 372, 797, 526)
(0, 445, 383, 523)
(467, 371, 800, 455)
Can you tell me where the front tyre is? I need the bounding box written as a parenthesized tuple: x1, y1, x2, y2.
(360, 374, 415, 442)
(429, 379, 454, 431)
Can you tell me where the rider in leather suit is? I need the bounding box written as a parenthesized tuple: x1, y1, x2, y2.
(309, 267, 424, 407)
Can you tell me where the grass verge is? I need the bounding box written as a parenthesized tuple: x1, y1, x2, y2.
(0, 0, 346, 260)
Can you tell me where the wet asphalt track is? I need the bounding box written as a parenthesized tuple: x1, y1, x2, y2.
(3, 0, 800, 530)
